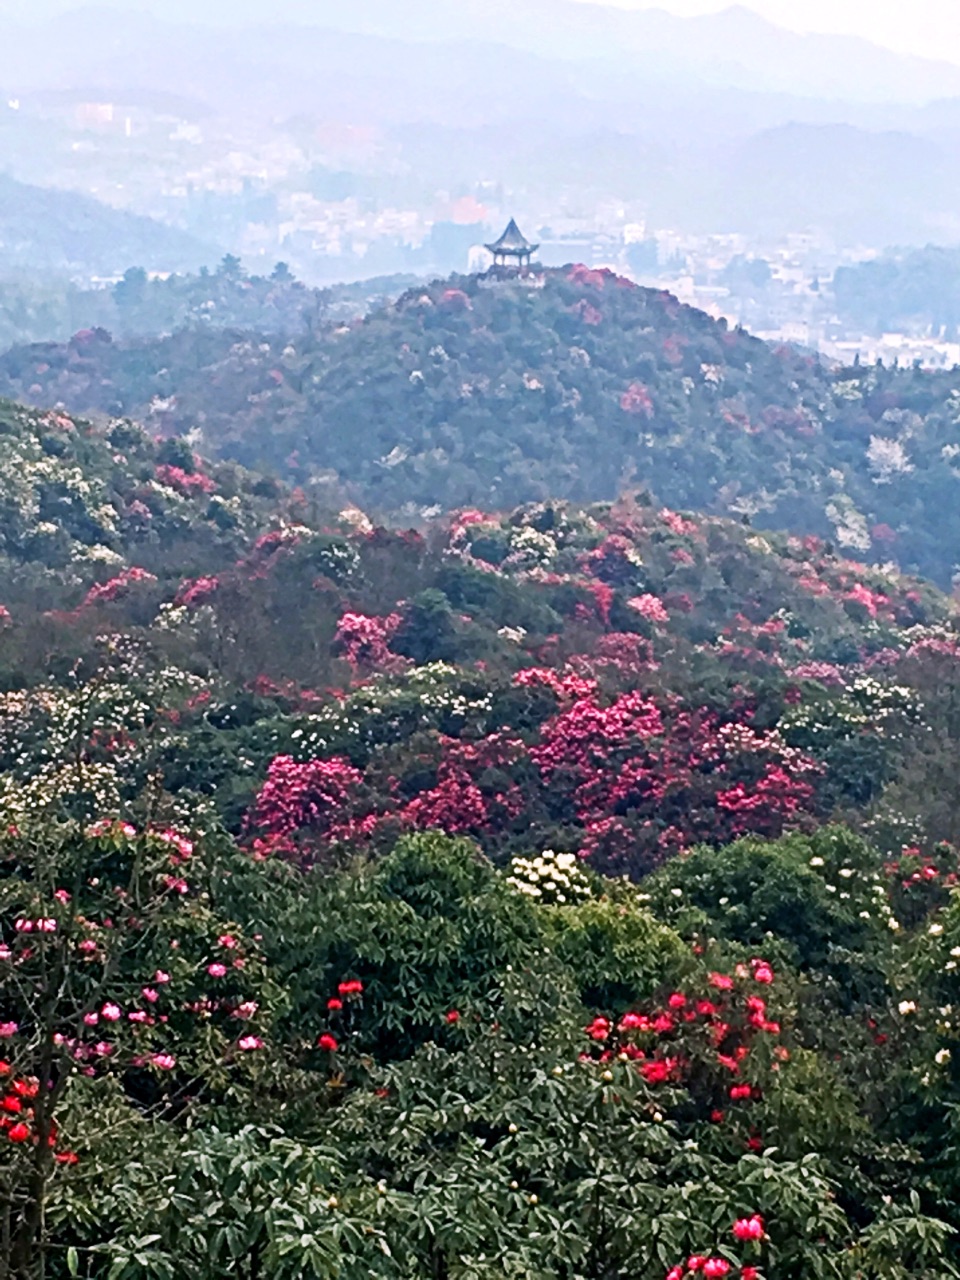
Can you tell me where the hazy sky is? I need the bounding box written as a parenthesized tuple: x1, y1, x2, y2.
(3, 0, 960, 70)
(576, 0, 960, 66)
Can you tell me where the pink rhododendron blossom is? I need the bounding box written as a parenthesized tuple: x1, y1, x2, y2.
(81, 567, 157, 609)
(155, 464, 216, 496)
(334, 611, 405, 673)
(619, 382, 654, 416)
(175, 575, 220, 608)
(628, 594, 669, 624)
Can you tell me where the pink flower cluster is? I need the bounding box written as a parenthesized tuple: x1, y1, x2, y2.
(175, 575, 220, 608)
(628, 593, 670, 624)
(249, 755, 368, 859)
(664, 1215, 764, 1280)
(334, 611, 404, 673)
(81, 567, 156, 609)
(155, 464, 216, 496)
(619, 382, 654, 416)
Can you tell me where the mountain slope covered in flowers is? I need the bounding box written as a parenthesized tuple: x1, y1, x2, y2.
(2, 399, 960, 1276)
(4, 266, 960, 584)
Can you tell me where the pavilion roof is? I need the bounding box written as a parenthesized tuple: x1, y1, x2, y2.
(484, 218, 539, 255)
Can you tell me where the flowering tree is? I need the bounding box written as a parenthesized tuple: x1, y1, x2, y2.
(0, 819, 273, 1278)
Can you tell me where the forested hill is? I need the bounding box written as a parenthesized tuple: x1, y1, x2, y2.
(1, 394, 954, 870)
(3, 264, 960, 584)
(7, 396, 960, 1272)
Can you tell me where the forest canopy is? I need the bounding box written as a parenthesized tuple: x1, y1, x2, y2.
(4, 265, 960, 585)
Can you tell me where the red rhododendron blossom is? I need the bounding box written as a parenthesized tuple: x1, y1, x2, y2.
(619, 1012, 648, 1031)
(641, 1057, 679, 1084)
(741, 1269, 759, 1280)
(7, 1123, 29, 1143)
(752, 963, 774, 984)
(327, 997, 343, 1011)
(709, 973, 734, 990)
(703, 1260, 730, 1278)
(687, 1258, 707, 1273)
(733, 1216, 765, 1242)
(317, 1033, 338, 1052)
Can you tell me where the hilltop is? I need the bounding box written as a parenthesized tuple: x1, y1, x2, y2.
(4, 265, 960, 584)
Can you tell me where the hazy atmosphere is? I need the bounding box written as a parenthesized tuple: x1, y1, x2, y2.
(2, 0, 960, 360)
(5, 4, 960, 1278)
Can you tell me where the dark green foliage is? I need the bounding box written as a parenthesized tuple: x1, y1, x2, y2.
(392, 590, 459, 664)
(646, 828, 885, 969)
(274, 833, 547, 1059)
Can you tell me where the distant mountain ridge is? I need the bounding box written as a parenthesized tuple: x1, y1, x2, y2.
(3, 1, 960, 105)
(4, 6, 960, 246)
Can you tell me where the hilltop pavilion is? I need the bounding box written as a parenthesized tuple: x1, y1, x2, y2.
(484, 218, 539, 271)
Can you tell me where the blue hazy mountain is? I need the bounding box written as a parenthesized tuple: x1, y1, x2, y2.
(3, 1, 960, 105)
(0, 174, 219, 275)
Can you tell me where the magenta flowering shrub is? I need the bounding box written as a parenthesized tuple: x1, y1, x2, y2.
(333, 610, 405, 675)
(248, 687, 820, 875)
(247, 754, 371, 860)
